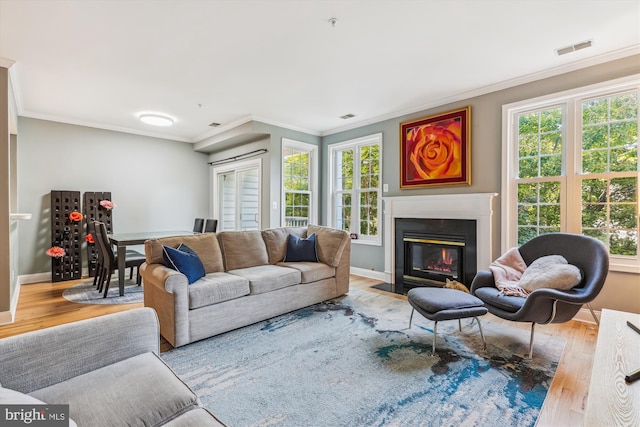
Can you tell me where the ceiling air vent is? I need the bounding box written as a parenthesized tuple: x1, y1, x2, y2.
(555, 39, 593, 56)
(208, 122, 221, 127)
(340, 113, 355, 120)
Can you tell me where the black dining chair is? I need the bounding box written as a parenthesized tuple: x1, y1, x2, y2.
(93, 221, 146, 297)
(87, 221, 103, 289)
(204, 219, 218, 233)
(193, 218, 205, 233)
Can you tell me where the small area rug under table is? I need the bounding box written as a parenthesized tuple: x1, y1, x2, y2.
(162, 287, 565, 427)
(62, 277, 143, 304)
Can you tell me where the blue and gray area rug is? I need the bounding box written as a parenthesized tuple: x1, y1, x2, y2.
(162, 288, 565, 427)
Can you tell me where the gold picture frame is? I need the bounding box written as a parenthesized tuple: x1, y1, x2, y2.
(400, 106, 471, 188)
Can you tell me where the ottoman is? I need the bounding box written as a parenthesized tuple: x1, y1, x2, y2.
(407, 287, 488, 356)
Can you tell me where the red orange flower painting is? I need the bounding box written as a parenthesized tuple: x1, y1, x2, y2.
(400, 106, 471, 188)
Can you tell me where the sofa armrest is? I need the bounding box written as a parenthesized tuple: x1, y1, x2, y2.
(142, 262, 189, 294)
(334, 237, 351, 295)
(141, 263, 190, 348)
(0, 308, 159, 394)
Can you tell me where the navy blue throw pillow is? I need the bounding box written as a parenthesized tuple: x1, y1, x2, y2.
(162, 243, 205, 284)
(284, 233, 318, 262)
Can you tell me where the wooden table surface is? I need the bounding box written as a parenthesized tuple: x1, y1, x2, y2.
(584, 308, 640, 427)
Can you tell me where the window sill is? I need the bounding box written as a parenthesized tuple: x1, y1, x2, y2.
(609, 262, 640, 274)
(351, 238, 382, 247)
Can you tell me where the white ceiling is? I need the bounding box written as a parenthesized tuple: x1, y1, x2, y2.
(1, 0, 639, 143)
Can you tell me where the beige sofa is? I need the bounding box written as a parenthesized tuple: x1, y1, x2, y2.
(141, 225, 351, 347)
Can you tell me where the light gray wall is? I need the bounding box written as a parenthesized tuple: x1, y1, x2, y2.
(253, 122, 321, 228)
(206, 122, 321, 229)
(0, 66, 11, 315)
(323, 54, 640, 313)
(17, 117, 210, 276)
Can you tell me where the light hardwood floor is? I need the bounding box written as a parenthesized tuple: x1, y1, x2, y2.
(0, 275, 597, 426)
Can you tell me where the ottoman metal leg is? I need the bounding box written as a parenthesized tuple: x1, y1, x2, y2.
(409, 308, 415, 329)
(431, 321, 438, 356)
(475, 316, 487, 351)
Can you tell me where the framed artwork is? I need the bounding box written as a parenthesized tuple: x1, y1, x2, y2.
(400, 106, 471, 188)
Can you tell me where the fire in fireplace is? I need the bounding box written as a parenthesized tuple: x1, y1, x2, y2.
(405, 236, 464, 285)
(395, 218, 477, 294)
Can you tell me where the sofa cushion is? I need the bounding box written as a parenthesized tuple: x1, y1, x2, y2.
(189, 272, 250, 309)
(163, 244, 206, 284)
(277, 261, 336, 284)
(261, 227, 307, 264)
(146, 233, 224, 274)
(227, 265, 301, 295)
(284, 233, 318, 262)
(29, 352, 198, 427)
(307, 225, 349, 267)
(218, 231, 269, 270)
(162, 408, 226, 426)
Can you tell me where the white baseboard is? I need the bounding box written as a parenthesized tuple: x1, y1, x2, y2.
(350, 267, 389, 282)
(573, 306, 601, 325)
(0, 277, 22, 325)
(0, 310, 13, 325)
(19, 272, 51, 284)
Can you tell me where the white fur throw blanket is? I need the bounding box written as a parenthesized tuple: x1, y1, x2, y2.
(489, 247, 529, 297)
(519, 255, 582, 292)
(490, 250, 583, 298)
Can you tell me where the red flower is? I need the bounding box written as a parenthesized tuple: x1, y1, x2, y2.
(85, 234, 95, 244)
(69, 211, 83, 222)
(46, 246, 66, 258)
(407, 119, 462, 180)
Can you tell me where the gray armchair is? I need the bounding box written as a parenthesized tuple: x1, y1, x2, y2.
(471, 233, 609, 358)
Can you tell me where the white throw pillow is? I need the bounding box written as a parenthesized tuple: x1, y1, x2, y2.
(519, 255, 582, 292)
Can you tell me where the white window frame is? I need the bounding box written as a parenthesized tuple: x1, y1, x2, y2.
(211, 158, 262, 231)
(327, 133, 383, 246)
(502, 74, 640, 273)
(281, 138, 318, 227)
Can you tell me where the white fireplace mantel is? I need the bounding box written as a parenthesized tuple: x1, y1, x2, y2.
(382, 193, 498, 284)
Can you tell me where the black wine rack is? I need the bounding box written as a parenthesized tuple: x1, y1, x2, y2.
(50, 190, 82, 282)
(83, 191, 113, 277)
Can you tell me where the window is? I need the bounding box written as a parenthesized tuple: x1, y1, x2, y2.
(282, 139, 317, 227)
(212, 159, 261, 231)
(328, 133, 382, 245)
(503, 76, 639, 272)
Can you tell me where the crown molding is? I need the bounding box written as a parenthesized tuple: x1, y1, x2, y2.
(192, 114, 321, 143)
(192, 115, 255, 142)
(321, 45, 640, 136)
(0, 57, 15, 69)
(19, 110, 191, 142)
(7, 45, 639, 142)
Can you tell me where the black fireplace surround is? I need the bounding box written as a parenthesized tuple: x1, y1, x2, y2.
(394, 218, 477, 295)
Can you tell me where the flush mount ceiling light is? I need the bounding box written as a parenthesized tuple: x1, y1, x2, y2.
(139, 113, 174, 127)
